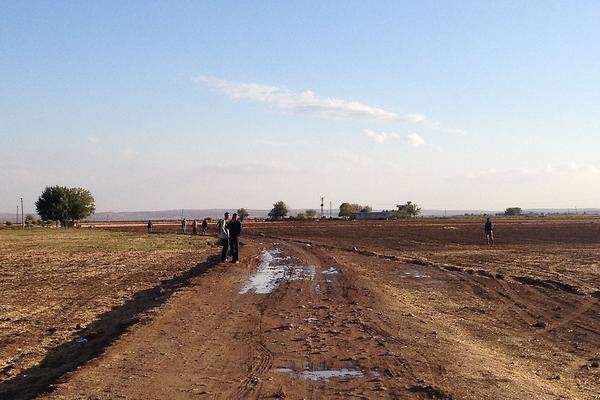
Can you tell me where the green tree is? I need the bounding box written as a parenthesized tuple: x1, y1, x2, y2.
(24, 214, 36, 226)
(237, 208, 249, 221)
(295, 212, 306, 220)
(392, 201, 421, 218)
(268, 201, 288, 220)
(305, 209, 317, 219)
(504, 207, 522, 216)
(339, 203, 372, 217)
(35, 186, 95, 227)
(66, 188, 95, 222)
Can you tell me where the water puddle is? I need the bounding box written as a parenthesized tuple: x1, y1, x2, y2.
(240, 249, 316, 294)
(291, 265, 316, 281)
(322, 267, 339, 275)
(275, 368, 365, 381)
(400, 271, 430, 278)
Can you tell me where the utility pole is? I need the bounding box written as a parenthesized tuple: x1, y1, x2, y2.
(329, 201, 332, 218)
(320, 196, 324, 218)
(20, 197, 24, 228)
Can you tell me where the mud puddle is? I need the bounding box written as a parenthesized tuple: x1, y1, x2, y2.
(240, 248, 316, 294)
(322, 267, 339, 275)
(275, 368, 365, 381)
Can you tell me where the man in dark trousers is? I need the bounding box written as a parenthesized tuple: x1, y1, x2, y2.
(217, 212, 230, 262)
(228, 213, 242, 263)
(484, 217, 494, 245)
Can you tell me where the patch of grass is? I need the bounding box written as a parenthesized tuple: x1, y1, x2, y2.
(0, 228, 207, 254)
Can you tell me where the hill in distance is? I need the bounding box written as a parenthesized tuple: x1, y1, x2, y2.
(2, 208, 599, 223)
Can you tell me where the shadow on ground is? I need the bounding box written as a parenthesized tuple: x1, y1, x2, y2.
(0, 255, 220, 400)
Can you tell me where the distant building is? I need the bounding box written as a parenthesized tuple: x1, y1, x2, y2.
(352, 211, 390, 220)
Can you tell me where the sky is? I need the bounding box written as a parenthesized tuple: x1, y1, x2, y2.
(2, 1, 600, 213)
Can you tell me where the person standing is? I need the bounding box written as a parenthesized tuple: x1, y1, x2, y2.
(484, 218, 494, 245)
(147, 220, 153, 234)
(202, 218, 208, 235)
(192, 219, 198, 235)
(181, 218, 187, 235)
(217, 212, 230, 262)
(228, 213, 242, 263)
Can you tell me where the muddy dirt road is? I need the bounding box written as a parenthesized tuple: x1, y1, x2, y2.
(8, 236, 596, 399)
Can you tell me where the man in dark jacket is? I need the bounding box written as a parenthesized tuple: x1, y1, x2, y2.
(484, 218, 494, 245)
(228, 213, 242, 263)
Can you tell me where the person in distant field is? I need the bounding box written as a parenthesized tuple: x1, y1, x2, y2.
(228, 213, 242, 263)
(181, 218, 187, 234)
(484, 217, 494, 245)
(202, 218, 209, 235)
(217, 212, 230, 262)
(192, 219, 198, 235)
(147, 220, 153, 234)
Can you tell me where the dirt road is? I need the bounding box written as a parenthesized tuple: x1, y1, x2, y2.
(6, 237, 599, 399)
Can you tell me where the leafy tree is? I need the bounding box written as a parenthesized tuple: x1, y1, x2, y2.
(36, 186, 70, 226)
(24, 214, 36, 226)
(35, 186, 95, 227)
(339, 203, 372, 217)
(268, 201, 288, 220)
(392, 201, 421, 218)
(339, 203, 361, 217)
(295, 212, 306, 220)
(305, 209, 317, 219)
(67, 188, 95, 222)
(504, 207, 522, 216)
(237, 208, 249, 221)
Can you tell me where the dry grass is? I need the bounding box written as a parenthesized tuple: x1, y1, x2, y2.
(0, 228, 212, 380)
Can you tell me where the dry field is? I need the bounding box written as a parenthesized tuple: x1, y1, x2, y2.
(1, 217, 599, 399)
(0, 229, 212, 398)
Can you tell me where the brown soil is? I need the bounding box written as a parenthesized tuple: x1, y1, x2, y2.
(1, 218, 599, 399)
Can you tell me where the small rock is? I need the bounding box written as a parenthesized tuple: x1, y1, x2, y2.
(590, 361, 599, 368)
(531, 320, 547, 328)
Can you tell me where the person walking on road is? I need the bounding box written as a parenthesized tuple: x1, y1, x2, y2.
(228, 213, 242, 263)
(484, 217, 494, 245)
(217, 212, 230, 262)
(181, 218, 187, 235)
(192, 219, 198, 235)
(202, 218, 209, 235)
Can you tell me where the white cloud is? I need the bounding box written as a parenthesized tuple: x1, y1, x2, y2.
(199, 161, 303, 175)
(255, 138, 287, 147)
(406, 133, 426, 147)
(194, 75, 426, 123)
(467, 162, 600, 181)
(363, 129, 400, 143)
(364, 129, 425, 148)
(122, 148, 140, 160)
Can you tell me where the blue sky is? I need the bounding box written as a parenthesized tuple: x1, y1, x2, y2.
(2, 1, 600, 212)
